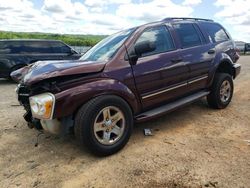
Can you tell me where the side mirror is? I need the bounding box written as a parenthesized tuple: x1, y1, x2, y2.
(127, 41, 156, 65)
(134, 41, 156, 57)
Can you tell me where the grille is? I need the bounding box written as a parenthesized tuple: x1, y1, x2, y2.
(17, 84, 30, 106)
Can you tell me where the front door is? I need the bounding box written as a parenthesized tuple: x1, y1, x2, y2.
(131, 25, 189, 110)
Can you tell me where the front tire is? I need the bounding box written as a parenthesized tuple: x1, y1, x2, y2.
(207, 73, 234, 109)
(74, 95, 133, 156)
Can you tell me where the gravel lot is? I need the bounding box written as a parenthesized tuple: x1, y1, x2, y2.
(0, 56, 250, 188)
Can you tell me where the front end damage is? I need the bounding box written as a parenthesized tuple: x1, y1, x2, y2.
(12, 59, 106, 135)
(16, 83, 73, 135)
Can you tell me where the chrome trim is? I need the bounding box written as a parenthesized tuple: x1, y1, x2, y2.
(188, 75, 208, 84)
(142, 83, 187, 99)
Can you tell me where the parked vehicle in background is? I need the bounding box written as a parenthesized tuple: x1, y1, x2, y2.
(12, 18, 241, 156)
(244, 43, 250, 54)
(0, 39, 81, 79)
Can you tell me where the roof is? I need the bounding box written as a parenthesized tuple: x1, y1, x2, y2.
(162, 17, 214, 22)
(137, 17, 215, 29)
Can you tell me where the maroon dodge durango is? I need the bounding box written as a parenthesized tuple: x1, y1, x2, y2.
(12, 17, 241, 156)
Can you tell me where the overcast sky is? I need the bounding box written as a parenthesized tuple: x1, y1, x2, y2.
(0, 0, 250, 42)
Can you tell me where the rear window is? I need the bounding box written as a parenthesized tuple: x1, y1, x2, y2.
(201, 23, 229, 43)
(173, 23, 202, 48)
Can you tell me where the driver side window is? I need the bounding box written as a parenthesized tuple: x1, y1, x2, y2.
(135, 25, 175, 57)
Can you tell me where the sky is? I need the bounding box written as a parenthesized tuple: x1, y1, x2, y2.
(0, 0, 250, 42)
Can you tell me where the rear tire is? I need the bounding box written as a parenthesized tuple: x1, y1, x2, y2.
(74, 95, 133, 156)
(207, 73, 234, 109)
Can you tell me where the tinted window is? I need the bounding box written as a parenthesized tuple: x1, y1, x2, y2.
(0, 42, 13, 54)
(23, 41, 52, 53)
(173, 23, 201, 48)
(201, 23, 229, 43)
(0, 41, 53, 54)
(135, 26, 175, 57)
(51, 42, 71, 53)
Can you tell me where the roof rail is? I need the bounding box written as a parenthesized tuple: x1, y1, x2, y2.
(162, 17, 214, 22)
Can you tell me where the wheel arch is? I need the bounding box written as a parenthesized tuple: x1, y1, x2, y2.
(53, 79, 141, 119)
(208, 53, 236, 87)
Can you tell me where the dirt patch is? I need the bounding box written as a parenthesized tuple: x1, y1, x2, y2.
(0, 57, 250, 188)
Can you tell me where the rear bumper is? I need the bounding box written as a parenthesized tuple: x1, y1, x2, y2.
(233, 63, 241, 78)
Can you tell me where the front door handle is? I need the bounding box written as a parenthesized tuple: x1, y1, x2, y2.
(208, 49, 216, 54)
(171, 58, 183, 63)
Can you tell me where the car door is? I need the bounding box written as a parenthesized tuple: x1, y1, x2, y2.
(130, 25, 189, 109)
(172, 22, 215, 93)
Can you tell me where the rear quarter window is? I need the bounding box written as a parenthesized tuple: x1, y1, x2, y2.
(201, 23, 229, 43)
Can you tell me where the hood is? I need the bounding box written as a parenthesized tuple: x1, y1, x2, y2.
(11, 59, 106, 85)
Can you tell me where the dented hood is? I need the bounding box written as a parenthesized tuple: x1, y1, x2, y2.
(11, 59, 106, 85)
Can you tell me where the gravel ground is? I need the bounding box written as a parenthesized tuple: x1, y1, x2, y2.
(0, 56, 249, 188)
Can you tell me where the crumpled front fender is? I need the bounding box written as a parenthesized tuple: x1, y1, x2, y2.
(53, 78, 140, 118)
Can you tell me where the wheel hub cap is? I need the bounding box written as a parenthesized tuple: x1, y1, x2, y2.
(93, 106, 125, 145)
(220, 80, 231, 103)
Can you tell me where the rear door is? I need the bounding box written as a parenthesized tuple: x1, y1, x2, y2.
(172, 22, 215, 93)
(199, 22, 236, 61)
(131, 25, 189, 109)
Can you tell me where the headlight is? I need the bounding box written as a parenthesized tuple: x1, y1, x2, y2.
(29, 93, 55, 119)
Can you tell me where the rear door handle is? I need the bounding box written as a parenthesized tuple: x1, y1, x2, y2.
(208, 49, 216, 54)
(171, 58, 183, 63)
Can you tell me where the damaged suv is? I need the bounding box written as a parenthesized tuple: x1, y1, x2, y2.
(12, 18, 241, 156)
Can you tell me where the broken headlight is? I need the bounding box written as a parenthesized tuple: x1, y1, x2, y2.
(29, 93, 55, 119)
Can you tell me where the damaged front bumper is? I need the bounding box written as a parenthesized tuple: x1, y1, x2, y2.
(16, 84, 73, 135)
(40, 119, 61, 134)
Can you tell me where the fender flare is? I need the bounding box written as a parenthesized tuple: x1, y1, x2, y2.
(208, 53, 235, 87)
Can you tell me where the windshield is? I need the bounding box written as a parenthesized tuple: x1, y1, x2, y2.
(80, 28, 135, 62)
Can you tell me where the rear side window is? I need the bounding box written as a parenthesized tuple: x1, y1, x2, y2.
(23, 41, 52, 53)
(173, 23, 201, 48)
(51, 42, 71, 53)
(0, 41, 58, 54)
(0, 42, 12, 54)
(0, 42, 24, 54)
(135, 25, 175, 57)
(201, 23, 229, 43)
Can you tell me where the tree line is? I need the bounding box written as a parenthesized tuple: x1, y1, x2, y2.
(0, 31, 106, 46)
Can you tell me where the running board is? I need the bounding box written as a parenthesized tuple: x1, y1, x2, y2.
(135, 91, 210, 122)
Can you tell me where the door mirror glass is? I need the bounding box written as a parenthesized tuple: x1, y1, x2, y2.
(134, 41, 156, 57)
